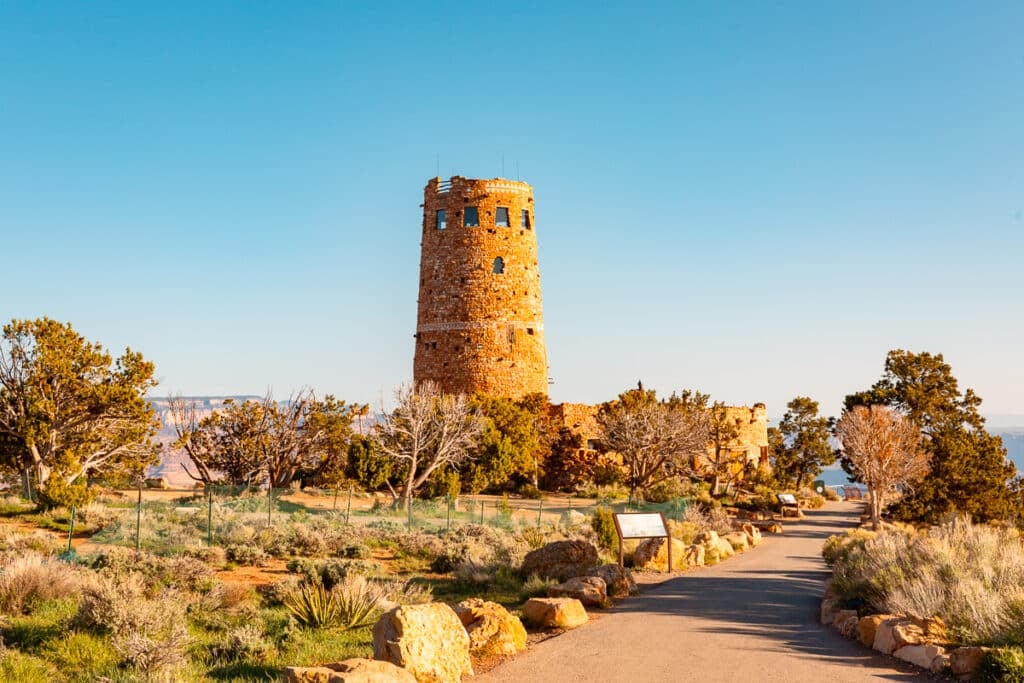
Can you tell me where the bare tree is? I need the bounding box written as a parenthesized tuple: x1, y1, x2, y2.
(375, 381, 485, 512)
(835, 405, 929, 529)
(168, 391, 356, 488)
(597, 387, 710, 501)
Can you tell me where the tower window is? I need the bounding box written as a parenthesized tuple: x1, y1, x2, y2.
(492, 257, 505, 274)
(436, 209, 446, 230)
(527, 328, 535, 335)
(495, 207, 510, 227)
(521, 210, 531, 229)
(464, 207, 479, 227)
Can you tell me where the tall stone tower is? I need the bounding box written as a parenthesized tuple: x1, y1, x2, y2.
(414, 176, 548, 398)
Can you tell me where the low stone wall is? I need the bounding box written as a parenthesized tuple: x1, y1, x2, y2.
(821, 582, 989, 678)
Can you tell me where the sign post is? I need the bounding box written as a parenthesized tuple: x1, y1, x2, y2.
(612, 512, 672, 572)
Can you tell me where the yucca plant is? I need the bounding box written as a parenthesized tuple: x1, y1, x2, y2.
(283, 582, 342, 629)
(333, 576, 386, 630)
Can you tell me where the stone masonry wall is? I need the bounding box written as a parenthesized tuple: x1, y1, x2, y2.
(549, 402, 769, 464)
(414, 176, 548, 398)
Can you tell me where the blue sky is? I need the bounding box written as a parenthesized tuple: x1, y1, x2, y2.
(2, 2, 1022, 418)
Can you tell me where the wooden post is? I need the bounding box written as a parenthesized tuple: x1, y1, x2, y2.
(662, 512, 673, 572)
(66, 507, 75, 554)
(135, 483, 143, 552)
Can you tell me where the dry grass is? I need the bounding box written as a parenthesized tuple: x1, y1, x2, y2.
(0, 552, 81, 614)
(827, 518, 1024, 645)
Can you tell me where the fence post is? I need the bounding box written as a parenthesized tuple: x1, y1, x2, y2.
(332, 488, 339, 511)
(407, 498, 413, 531)
(537, 498, 543, 528)
(267, 486, 273, 528)
(346, 486, 353, 524)
(135, 482, 143, 552)
(446, 496, 452, 531)
(207, 486, 213, 546)
(66, 506, 76, 554)
(479, 500, 485, 525)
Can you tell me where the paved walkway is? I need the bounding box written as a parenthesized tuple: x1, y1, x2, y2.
(479, 502, 927, 682)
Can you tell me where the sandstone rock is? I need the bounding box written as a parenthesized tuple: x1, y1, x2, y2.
(548, 576, 607, 607)
(894, 644, 947, 671)
(283, 660, 417, 683)
(372, 603, 472, 683)
(820, 597, 841, 626)
(712, 536, 735, 560)
(283, 667, 339, 683)
(693, 530, 719, 547)
(683, 543, 705, 567)
(872, 617, 899, 654)
(453, 598, 526, 656)
(723, 532, 749, 551)
(740, 523, 762, 547)
(586, 564, 638, 598)
(756, 522, 783, 534)
(890, 615, 948, 649)
(833, 610, 859, 639)
(950, 646, 991, 676)
(858, 614, 893, 648)
(521, 597, 588, 629)
(632, 537, 687, 571)
(520, 540, 598, 581)
(930, 653, 951, 673)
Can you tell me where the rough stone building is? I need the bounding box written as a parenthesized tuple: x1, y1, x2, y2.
(413, 176, 548, 398)
(549, 401, 769, 467)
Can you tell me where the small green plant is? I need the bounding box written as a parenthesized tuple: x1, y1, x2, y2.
(978, 647, 1024, 683)
(591, 506, 618, 552)
(332, 576, 388, 630)
(283, 582, 342, 628)
(520, 573, 557, 600)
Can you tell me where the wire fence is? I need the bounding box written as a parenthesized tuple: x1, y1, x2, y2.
(63, 485, 693, 556)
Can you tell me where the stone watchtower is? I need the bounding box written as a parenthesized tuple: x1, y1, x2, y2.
(414, 176, 548, 398)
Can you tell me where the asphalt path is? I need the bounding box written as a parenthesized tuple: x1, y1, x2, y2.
(478, 502, 928, 682)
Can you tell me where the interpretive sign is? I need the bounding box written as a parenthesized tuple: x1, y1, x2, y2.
(777, 493, 798, 506)
(613, 512, 672, 571)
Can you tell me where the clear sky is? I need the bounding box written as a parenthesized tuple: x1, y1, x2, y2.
(2, 2, 1022, 418)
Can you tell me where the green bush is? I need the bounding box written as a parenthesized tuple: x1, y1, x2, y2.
(591, 507, 617, 552)
(978, 647, 1024, 682)
(42, 630, 120, 680)
(1, 598, 77, 650)
(644, 477, 688, 503)
(0, 650, 60, 681)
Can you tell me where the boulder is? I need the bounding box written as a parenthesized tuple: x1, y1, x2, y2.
(682, 544, 705, 567)
(521, 597, 588, 629)
(819, 597, 842, 626)
(833, 610, 859, 639)
(756, 522, 783, 534)
(930, 653, 951, 673)
(586, 564, 638, 598)
(723, 532, 749, 551)
(453, 599, 526, 656)
(894, 644, 947, 671)
(283, 660, 416, 683)
(950, 646, 991, 676)
(283, 667, 339, 683)
(547, 576, 607, 608)
(372, 603, 472, 683)
(520, 540, 598, 581)
(740, 523, 763, 547)
(891, 615, 948, 649)
(632, 537, 687, 571)
(144, 477, 169, 490)
(872, 617, 899, 654)
(858, 614, 894, 648)
(712, 537, 735, 560)
(693, 530, 719, 547)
